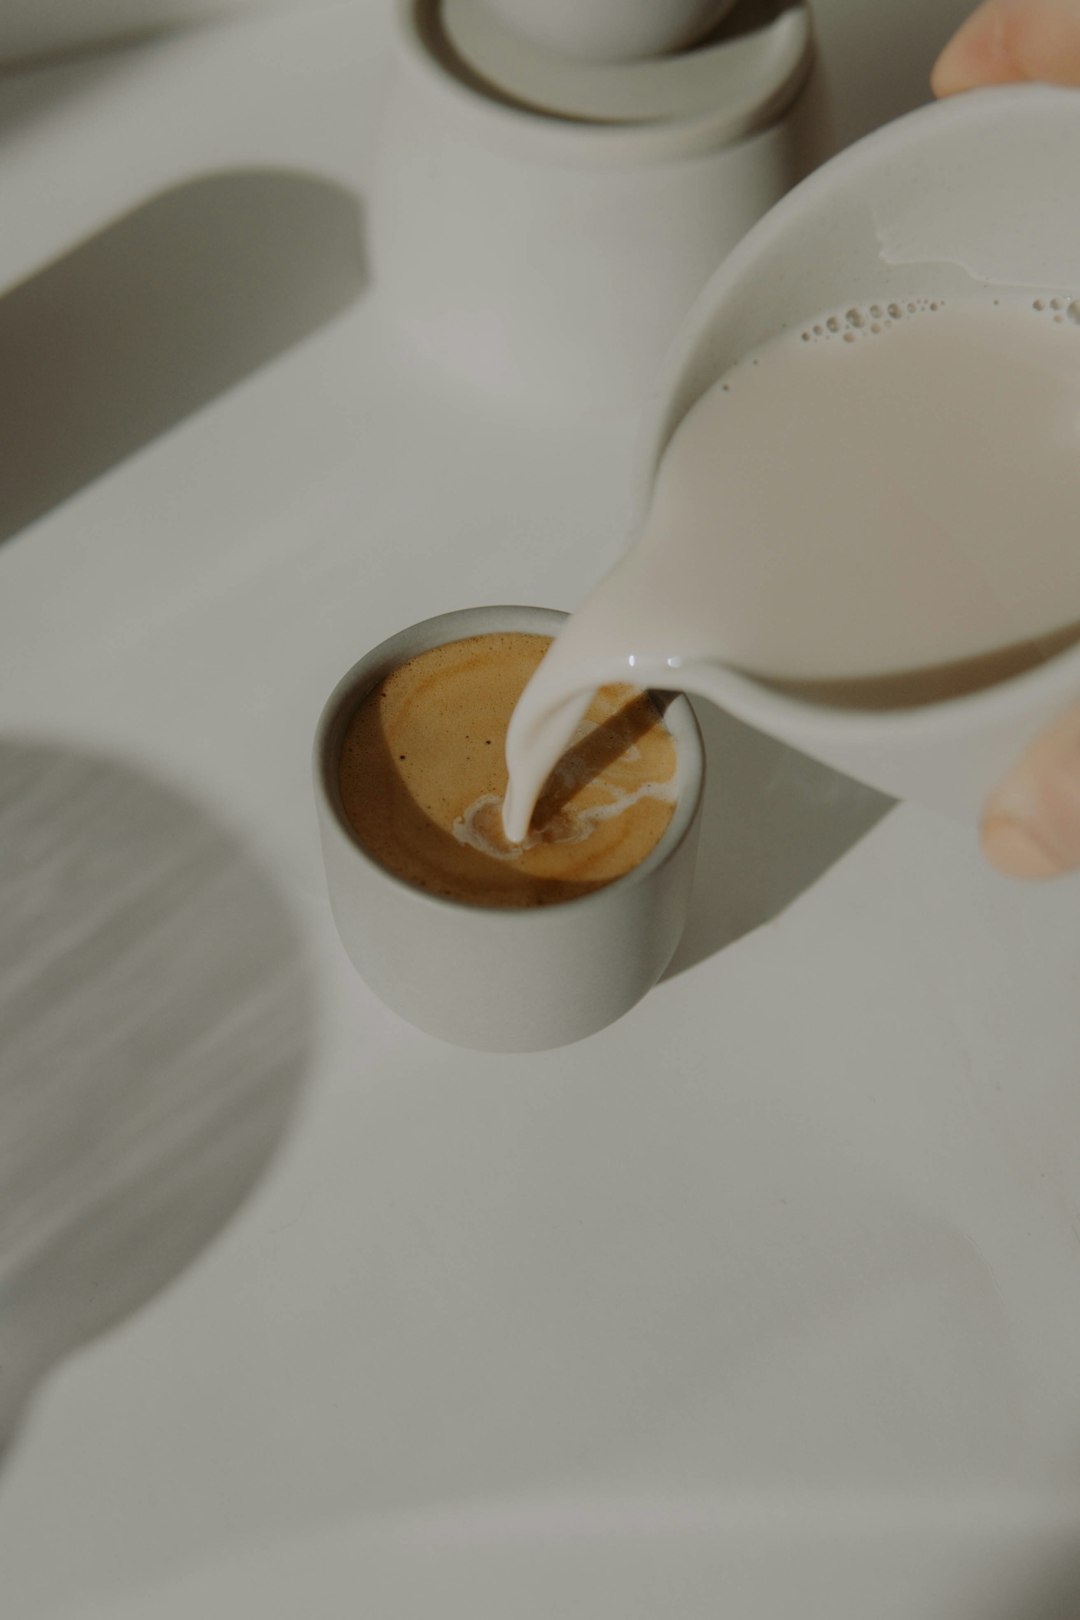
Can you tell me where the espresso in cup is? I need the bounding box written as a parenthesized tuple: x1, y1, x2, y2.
(338, 631, 677, 908)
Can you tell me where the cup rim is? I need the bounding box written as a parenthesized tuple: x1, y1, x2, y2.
(393, 0, 814, 165)
(633, 82, 1080, 744)
(313, 605, 705, 919)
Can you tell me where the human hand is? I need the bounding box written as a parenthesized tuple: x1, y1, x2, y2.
(932, 0, 1080, 877)
(932, 0, 1080, 97)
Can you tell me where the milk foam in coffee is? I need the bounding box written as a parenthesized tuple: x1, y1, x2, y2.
(339, 632, 677, 908)
(503, 293, 1080, 842)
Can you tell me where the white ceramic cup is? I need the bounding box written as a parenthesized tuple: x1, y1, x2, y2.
(313, 607, 704, 1051)
(370, 0, 828, 410)
(632, 84, 1080, 819)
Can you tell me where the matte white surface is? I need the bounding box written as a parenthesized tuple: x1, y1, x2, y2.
(2, 4, 1079, 1617)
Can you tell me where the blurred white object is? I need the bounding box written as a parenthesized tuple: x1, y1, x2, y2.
(372, 0, 830, 411)
(475, 0, 737, 62)
(443, 0, 801, 123)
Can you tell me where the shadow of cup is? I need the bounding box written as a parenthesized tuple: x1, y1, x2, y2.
(0, 166, 365, 546)
(982, 1547, 1080, 1620)
(664, 697, 892, 977)
(0, 739, 317, 1457)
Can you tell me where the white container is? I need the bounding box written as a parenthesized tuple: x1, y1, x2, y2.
(633, 84, 1080, 821)
(313, 607, 704, 1051)
(370, 0, 830, 411)
(442, 0, 744, 106)
(476, 0, 738, 63)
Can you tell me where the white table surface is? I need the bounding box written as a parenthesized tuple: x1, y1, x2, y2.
(3, 4, 1080, 1616)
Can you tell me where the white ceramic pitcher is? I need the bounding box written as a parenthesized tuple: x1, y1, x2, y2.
(631, 84, 1080, 820)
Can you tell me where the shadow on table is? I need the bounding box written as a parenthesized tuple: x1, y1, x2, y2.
(0, 23, 205, 126)
(663, 696, 893, 978)
(987, 1547, 1080, 1620)
(0, 738, 317, 1470)
(0, 166, 366, 546)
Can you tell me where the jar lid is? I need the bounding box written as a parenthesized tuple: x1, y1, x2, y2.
(437, 0, 813, 138)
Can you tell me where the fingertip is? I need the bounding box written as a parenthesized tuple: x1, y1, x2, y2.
(930, 37, 974, 98)
(930, 0, 1018, 98)
(932, 0, 1080, 96)
(982, 707, 1080, 881)
(980, 814, 1066, 879)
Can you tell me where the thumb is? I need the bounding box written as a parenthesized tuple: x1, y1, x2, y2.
(982, 702, 1080, 878)
(932, 0, 1080, 97)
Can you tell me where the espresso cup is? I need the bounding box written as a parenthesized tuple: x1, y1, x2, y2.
(633, 85, 1080, 820)
(313, 607, 704, 1051)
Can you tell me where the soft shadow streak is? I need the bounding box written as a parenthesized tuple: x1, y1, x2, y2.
(0, 739, 317, 1471)
(765, 619, 1080, 709)
(664, 697, 892, 977)
(0, 167, 366, 544)
(985, 1551, 1080, 1620)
